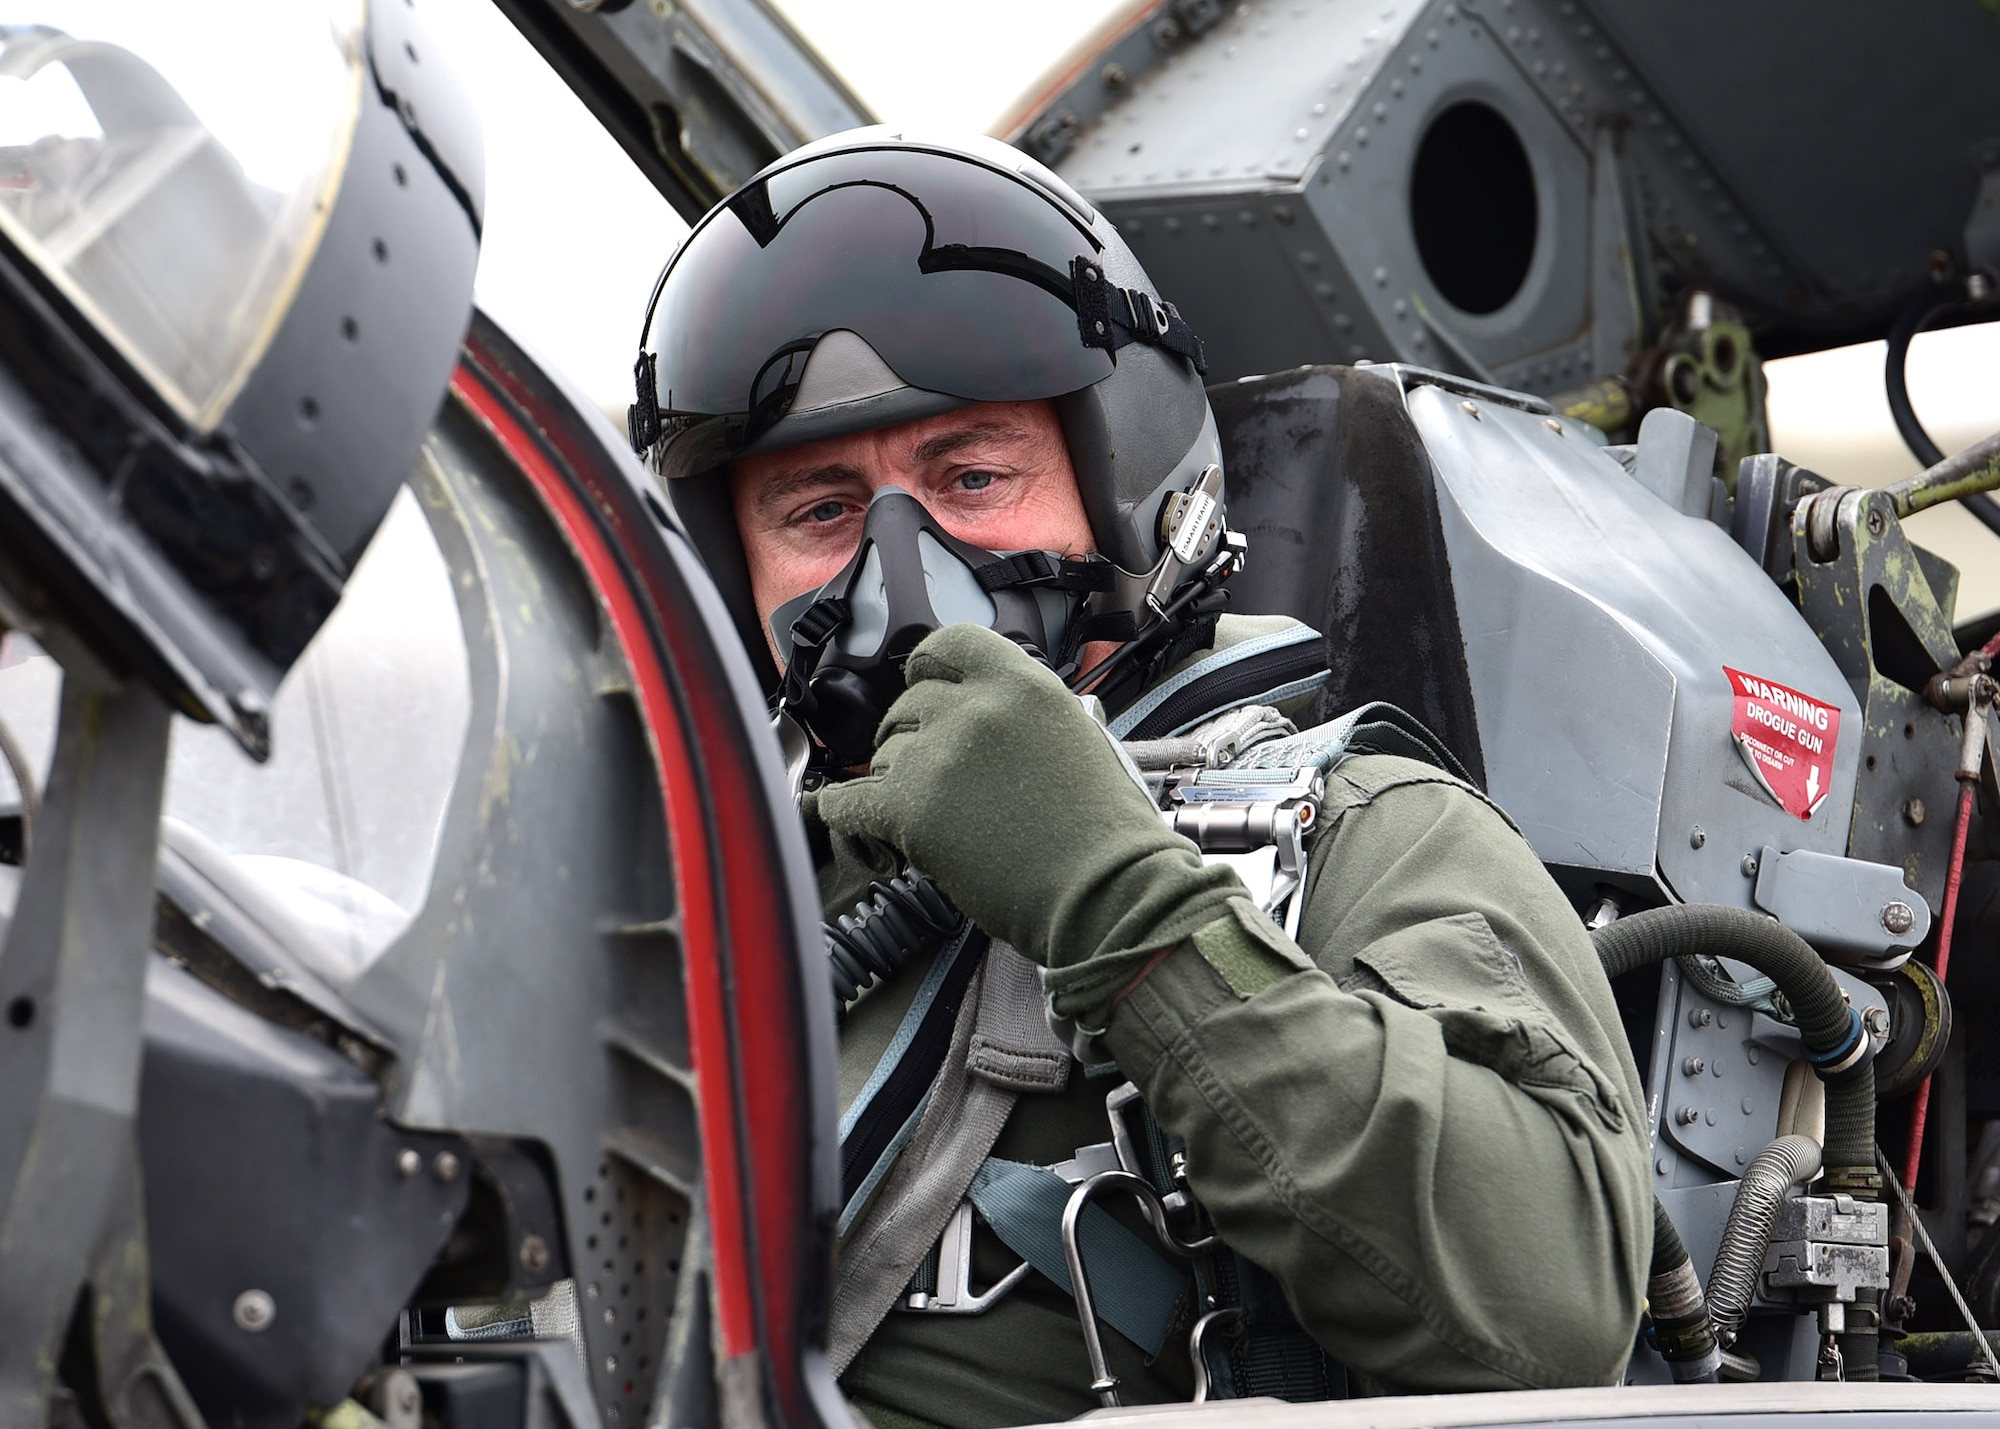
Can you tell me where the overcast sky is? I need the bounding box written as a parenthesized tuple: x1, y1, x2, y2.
(418, 0, 2000, 614)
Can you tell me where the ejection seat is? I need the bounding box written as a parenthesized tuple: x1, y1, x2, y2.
(1209, 365, 1486, 788)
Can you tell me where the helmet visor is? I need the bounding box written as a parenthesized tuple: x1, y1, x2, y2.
(645, 145, 1113, 440)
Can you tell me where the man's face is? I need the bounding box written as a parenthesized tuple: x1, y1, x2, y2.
(731, 399, 1095, 668)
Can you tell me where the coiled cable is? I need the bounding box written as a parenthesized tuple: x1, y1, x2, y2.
(825, 870, 965, 1006)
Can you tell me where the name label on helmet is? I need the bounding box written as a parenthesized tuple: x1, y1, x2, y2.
(1165, 489, 1219, 564)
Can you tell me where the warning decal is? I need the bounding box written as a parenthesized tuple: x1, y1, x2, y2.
(1723, 666, 1840, 821)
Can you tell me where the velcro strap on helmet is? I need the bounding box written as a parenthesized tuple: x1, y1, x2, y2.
(1071, 258, 1208, 374)
(975, 551, 1119, 594)
(628, 351, 662, 451)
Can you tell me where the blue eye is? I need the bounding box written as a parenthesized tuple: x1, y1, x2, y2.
(959, 471, 995, 491)
(807, 499, 846, 523)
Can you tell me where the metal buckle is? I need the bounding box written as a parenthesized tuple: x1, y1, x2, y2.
(898, 1118, 1144, 1321)
(1055, 1086, 1231, 1409)
(1121, 286, 1172, 340)
(895, 1200, 1031, 1315)
(1102, 1083, 1183, 1214)
(1159, 766, 1321, 935)
(1189, 1307, 1244, 1404)
(1047, 1140, 1122, 1185)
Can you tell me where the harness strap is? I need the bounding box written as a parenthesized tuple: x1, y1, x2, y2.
(829, 941, 1064, 1377)
(1203, 1252, 1346, 1402)
(1112, 625, 1329, 741)
(839, 927, 988, 1217)
(967, 1159, 1189, 1357)
(1121, 703, 1294, 773)
(1226, 699, 1472, 785)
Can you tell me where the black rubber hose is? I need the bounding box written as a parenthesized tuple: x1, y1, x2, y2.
(1887, 290, 1952, 468)
(1596, 905, 1884, 1381)
(1592, 905, 1877, 1183)
(1652, 1194, 1691, 1268)
(1885, 291, 2000, 540)
(1648, 1197, 1721, 1382)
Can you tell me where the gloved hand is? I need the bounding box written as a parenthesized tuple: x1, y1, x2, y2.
(816, 623, 1254, 1028)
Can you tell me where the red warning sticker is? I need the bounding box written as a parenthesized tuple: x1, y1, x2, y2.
(1723, 667, 1841, 821)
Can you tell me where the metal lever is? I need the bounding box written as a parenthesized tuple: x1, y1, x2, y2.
(1159, 767, 1321, 935)
(1103, 1081, 1191, 1220)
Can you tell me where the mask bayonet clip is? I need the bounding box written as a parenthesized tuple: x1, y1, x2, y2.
(1145, 464, 1231, 612)
(774, 594, 851, 722)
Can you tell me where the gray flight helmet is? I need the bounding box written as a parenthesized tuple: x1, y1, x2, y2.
(629, 127, 1225, 686)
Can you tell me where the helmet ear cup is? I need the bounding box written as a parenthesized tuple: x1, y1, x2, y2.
(1055, 341, 1215, 574)
(663, 467, 779, 686)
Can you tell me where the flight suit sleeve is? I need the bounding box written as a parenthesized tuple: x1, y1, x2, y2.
(1100, 753, 1654, 1392)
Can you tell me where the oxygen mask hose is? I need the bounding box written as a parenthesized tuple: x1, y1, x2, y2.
(825, 870, 965, 1006)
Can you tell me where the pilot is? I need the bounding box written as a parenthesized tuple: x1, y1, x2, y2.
(632, 129, 1652, 1427)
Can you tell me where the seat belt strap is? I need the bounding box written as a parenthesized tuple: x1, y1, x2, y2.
(967, 1158, 1189, 1357)
(1111, 624, 1328, 741)
(829, 942, 1043, 1376)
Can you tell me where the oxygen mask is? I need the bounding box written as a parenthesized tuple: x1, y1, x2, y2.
(772, 486, 1086, 769)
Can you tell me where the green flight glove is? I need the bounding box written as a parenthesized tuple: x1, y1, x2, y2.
(815, 623, 1263, 1029)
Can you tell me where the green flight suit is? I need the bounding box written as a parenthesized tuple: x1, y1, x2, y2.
(824, 620, 1654, 1428)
